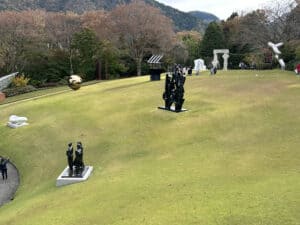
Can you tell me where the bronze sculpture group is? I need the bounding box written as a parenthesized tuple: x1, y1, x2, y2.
(162, 65, 186, 112)
(62, 65, 186, 181)
(66, 142, 85, 177)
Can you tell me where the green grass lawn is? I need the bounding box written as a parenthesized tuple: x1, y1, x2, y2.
(0, 70, 299, 225)
(0, 80, 101, 105)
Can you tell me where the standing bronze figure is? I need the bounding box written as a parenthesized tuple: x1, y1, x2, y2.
(73, 142, 85, 177)
(66, 143, 73, 176)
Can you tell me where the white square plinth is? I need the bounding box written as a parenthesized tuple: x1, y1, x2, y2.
(56, 166, 93, 187)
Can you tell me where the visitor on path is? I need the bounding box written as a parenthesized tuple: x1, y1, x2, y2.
(210, 67, 217, 75)
(250, 62, 256, 70)
(188, 67, 192, 76)
(0, 157, 9, 180)
(239, 62, 246, 69)
(295, 64, 300, 75)
(210, 63, 217, 75)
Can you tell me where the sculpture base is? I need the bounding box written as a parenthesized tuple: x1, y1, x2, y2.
(150, 69, 162, 81)
(150, 74, 161, 81)
(56, 166, 93, 187)
(7, 122, 29, 129)
(158, 106, 188, 113)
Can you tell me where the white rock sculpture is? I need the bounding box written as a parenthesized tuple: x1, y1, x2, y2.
(212, 49, 230, 70)
(193, 59, 207, 74)
(7, 115, 28, 128)
(268, 42, 285, 70)
(268, 42, 283, 55)
(0, 72, 18, 91)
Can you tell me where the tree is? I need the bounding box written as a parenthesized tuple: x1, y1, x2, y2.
(45, 12, 81, 74)
(101, 40, 127, 79)
(0, 10, 46, 74)
(221, 13, 252, 68)
(71, 28, 102, 80)
(177, 31, 202, 65)
(109, 0, 175, 76)
(237, 0, 298, 50)
(81, 10, 110, 40)
(264, 0, 298, 42)
(200, 22, 226, 63)
(284, 4, 300, 41)
(23, 48, 71, 86)
(231, 0, 299, 70)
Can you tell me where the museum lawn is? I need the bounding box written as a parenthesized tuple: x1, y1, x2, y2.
(0, 70, 299, 225)
(0, 80, 101, 105)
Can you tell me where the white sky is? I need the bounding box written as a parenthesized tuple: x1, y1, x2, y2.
(156, 0, 273, 20)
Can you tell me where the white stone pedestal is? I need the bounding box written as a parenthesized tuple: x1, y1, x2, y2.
(158, 106, 188, 113)
(56, 166, 93, 187)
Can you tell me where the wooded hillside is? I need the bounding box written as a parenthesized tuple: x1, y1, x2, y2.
(0, 0, 217, 32)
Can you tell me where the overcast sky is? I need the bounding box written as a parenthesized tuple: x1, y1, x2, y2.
(156, 0, 273, 20)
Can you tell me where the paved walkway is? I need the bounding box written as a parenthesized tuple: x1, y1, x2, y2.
(0, 162, 20, 206)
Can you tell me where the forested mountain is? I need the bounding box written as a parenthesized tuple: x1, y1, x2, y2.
(0, 0, 215, 32)
(0, 0, 132, 12)
(189, 11, 219, 23)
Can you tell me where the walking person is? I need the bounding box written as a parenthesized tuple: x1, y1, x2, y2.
(295, 63, 300, 75)
(0, 157, 9, 180)
(188, 66, 192, 76)
(210, 62, 217, 75)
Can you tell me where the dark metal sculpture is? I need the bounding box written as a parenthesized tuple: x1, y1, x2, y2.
(162, 65, 186, 112)
(73, 142, 85, 177)
(163, 74, 173, 109)
(66, 143, 73, 176)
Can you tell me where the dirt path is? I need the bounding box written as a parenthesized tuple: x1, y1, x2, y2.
(0, 162, 20, 206)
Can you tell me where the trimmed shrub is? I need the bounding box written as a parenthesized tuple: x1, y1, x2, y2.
(11, 74, 30, 87)
(2, 85, 37, 97)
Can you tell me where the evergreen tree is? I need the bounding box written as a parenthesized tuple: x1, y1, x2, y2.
(200, 22, 226, 60)
(71, 28, 102, 80)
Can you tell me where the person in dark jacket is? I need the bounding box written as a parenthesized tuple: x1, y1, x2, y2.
(187, 67, 193, 76)
(0, 157, 9, 180)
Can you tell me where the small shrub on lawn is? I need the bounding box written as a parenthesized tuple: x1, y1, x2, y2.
(3, 85, 37, 97)
(11, 74, 30, 87)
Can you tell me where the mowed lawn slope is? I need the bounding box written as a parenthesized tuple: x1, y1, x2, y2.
(0, 70, 299, 225)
